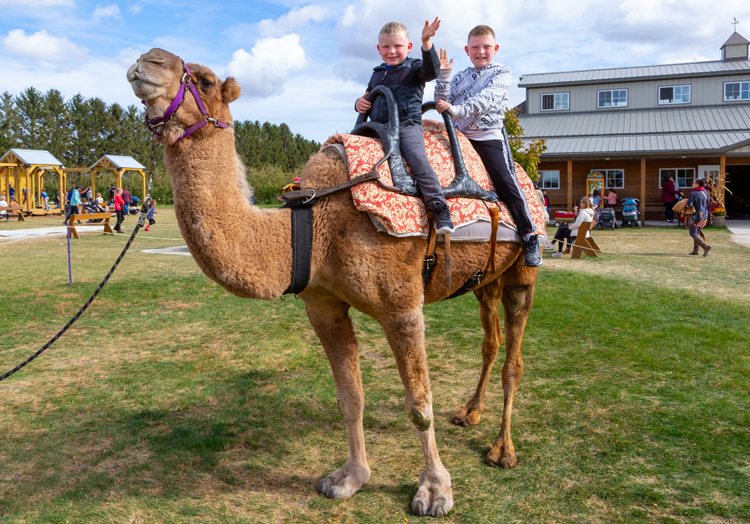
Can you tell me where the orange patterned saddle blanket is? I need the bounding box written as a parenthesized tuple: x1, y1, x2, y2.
(322, 119, 546, 238)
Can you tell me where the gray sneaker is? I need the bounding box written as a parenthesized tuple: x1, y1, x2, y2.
(522, 234, 543, 267)
(431, 202, 455, 235)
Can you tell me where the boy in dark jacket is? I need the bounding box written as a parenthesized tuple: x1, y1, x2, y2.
(356, 18, 454, 234)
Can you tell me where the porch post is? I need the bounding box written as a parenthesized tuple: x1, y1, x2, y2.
(567, 159, 573, 211)
(720, 155, 726, 206)
(640, 158, 646, 219)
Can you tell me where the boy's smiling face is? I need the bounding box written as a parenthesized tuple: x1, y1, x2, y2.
(377, 34, 412, 66)
(465, 35, 499, 68)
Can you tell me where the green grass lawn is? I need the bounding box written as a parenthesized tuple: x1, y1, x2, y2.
(1, 212, 749, 523)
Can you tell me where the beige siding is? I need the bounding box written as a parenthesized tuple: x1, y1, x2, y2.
(725, 45, 748, 59)
(526, 73, 750, 114)
(727, 143, 750, 153)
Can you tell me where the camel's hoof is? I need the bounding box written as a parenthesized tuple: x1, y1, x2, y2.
(318, 465, 369, 500)
(411, 484, 454, 517)
(451, 407, 482, 427)
(486, 446, 518, 469)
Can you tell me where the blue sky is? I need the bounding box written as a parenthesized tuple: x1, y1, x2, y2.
(1, 0, 749, 142)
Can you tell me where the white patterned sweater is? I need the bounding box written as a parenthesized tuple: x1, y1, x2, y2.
(434, 62, 511, 141)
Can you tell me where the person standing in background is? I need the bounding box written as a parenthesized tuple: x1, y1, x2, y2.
(122, 187, 132, 215)
(113, 188, 126, 233)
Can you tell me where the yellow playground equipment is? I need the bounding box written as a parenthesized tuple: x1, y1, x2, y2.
(89, 155, 146, 203)
(0, 149, 66, 214)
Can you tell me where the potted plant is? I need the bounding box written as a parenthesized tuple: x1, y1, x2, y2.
(712, 205, 726, 227)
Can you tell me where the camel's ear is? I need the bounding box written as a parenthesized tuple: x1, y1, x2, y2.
(222, 78, 241, 103)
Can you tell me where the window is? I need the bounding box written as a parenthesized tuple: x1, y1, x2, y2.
(725, 81, 750, 101)
(538, 170, 560, 189)
(541, 93, 569, 111)
(659, 85, 691, 104)
(659, 168, 696, 189)
(590, 169, 624, 189)
(597, 89, 628, 108)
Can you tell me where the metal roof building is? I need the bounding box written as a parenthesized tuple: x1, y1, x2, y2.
(517, 31, 750, 219)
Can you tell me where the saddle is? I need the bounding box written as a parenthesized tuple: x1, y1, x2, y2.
(319, 87, 546, 239)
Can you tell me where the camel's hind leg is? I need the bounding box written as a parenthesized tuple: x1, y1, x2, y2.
(304, 292, 370, 499)
(451, 279, 504, 427)
(379, 309, 453, 518)
(486, 262, 538, 469)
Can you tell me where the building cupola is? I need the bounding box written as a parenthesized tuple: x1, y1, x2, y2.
(721, 30, 749, 61)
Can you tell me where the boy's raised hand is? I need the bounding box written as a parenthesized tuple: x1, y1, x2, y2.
(421, 17, 440, 49)
(356, 92, 371, 114)
(439, 48, 453, 70)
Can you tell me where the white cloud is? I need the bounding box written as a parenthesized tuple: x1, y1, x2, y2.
(127, 3, 142, 14)
(258, 5, 335, 37)
(2, 29, 88, 71)
(0, 0, 74, 5)
(0, 53, 138, 110)
(226, 34, 308, 97)
(230, 70, 366, 142)
(92, 4, 121, 22)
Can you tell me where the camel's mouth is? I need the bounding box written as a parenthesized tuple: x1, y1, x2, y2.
(127, 62, 170, 101)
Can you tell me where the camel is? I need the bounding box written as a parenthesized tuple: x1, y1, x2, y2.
(128, 48, 538, 517)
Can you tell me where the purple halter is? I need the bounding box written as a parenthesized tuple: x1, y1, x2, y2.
(143, 62, 229, 142)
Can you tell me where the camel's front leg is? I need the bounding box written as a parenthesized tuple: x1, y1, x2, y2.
(486, 265, 537, 469)
(305, 293, 370, 499)
(452, 279, 504, 427)
(381, 310, 453, 517)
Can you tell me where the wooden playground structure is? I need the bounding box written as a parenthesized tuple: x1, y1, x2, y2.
(0, 149, 66, 214)
(0, 150, 146, 216)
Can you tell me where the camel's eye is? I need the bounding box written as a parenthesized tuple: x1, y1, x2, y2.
(200, 78, 213, 88)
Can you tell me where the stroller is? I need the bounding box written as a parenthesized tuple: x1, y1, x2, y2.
(597, 207, 617, 230)
(621, 198, 641, 228)
(82, 201, 107, 222)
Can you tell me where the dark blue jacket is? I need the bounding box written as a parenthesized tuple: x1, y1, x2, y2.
(364, 46, 440, 126)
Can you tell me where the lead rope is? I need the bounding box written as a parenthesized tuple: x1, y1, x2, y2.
(0, 137, 159, 382)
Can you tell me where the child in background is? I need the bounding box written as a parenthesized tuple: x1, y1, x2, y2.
(41, 188, 50, 210)
(606, 189, 618, 207)
(356, 18, 455, 234)
(0, 195, 8, 221)
(435, 25, 541, 266)
(145, 200, 156, 231)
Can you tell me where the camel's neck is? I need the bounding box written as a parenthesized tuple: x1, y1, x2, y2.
(164, 130, 291, 299)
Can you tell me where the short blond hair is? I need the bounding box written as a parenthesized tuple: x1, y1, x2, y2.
(379, 22, 409, 40)
(580, 196, 593, 208)
(468, 25, 495, 42)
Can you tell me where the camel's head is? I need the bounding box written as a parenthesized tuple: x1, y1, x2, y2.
(127, 48, 241, 145)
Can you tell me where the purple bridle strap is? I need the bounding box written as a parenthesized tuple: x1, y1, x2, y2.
(143, 62, 229, 142)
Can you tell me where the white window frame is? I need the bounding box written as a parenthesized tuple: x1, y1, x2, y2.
(538, 170, 560, 189)
(590, 169, 624, 189)
(597, 89, 628, 108)
(659, 168, 696, 189)
(540, 92, 569, 111)
(724, 81, 750, 101)
(658, 84, 691, 105)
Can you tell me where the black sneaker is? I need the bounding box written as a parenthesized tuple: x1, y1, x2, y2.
(522, 234, 543, 267)
(431, 202, 455, 235)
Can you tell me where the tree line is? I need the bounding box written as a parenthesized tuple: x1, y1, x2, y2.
(0, 88, 321, 204)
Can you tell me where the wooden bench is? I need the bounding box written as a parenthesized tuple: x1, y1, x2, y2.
(67, 212, 114, 238)
(1, 204, 26, 221)
(571, 221, 600, 259)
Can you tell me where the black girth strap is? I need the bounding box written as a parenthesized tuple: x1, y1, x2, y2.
(282, 199, 314, 295)
(447, 271, 484, 300)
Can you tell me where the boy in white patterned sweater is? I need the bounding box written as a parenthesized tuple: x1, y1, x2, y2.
(435, 25, 541, 267)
